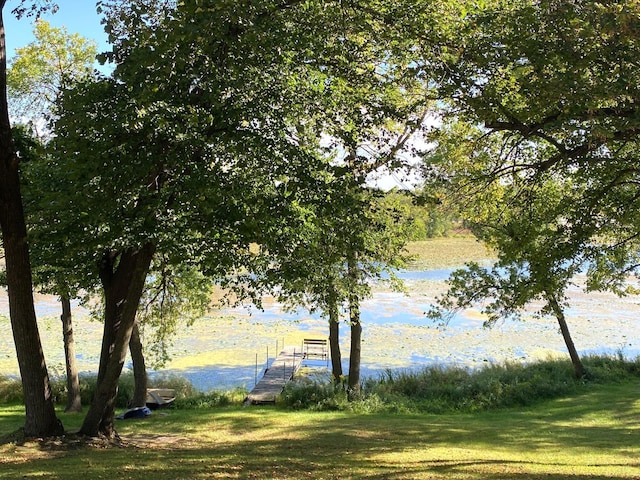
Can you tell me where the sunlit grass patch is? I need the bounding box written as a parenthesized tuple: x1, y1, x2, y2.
(1, 381, 639, 479)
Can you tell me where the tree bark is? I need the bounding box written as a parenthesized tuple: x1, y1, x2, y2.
(61, 296, 82, 413)
(128, 321, 148, 408)
(79, 243, 155, 438)
(547, 293, 586, 378)
(347, 298, 362, 397)
(327, 290, 342, 381)
(0, 5, 62, 437)
(346, 253, 361, 396)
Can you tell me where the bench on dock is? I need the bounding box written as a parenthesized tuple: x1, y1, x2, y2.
(302, 338, 328, 360)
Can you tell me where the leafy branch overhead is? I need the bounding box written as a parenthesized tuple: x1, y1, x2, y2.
(9, 0, 58, 19)
(424, 0, 640, 379)
(20, 0, 438, 435)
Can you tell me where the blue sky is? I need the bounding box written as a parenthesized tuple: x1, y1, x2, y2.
(5, 1, 109, 58)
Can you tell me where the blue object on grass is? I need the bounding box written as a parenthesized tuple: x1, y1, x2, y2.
(116, 406, 152, 420)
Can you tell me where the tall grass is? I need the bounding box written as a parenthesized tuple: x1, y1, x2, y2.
(0, 372, 198, 409)
(173, 387, 247, 409)
(280, 354, 640, 414)
(0, 375, 22, 404)
(3, 354, 638, 414)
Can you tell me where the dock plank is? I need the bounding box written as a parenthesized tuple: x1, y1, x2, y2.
(245, 346, 303, 404)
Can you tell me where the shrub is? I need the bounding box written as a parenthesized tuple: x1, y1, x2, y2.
(279, 377, 343, 411)
(0, 375, 23, 403)
(48, 371, 199, 409)
(279, 355, 640, 414)
(174, 388, 247, 409)
(582, 353, 640, 382)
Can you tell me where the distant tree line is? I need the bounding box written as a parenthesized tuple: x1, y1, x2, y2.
(380, 190, 460, 240)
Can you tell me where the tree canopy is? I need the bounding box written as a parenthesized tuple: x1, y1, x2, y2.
(25, 0, 435, 435)
(7, 19, 97, 129)
(7, 0, 640, 437)
(423, 0, 640, 296)
(422, 0, 640, 376)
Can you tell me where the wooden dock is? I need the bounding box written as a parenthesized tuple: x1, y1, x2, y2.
(245, 346, 303, 405)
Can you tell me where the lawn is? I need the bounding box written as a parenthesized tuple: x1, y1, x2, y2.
(0, 237, 637, 478)
(0, 381, 638, 479)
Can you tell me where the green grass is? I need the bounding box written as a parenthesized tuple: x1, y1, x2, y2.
(281, 355, 640, 414)
(0, 372, 201, 409)
(1, 357, 639, 479)
(0, 381, 639, 479)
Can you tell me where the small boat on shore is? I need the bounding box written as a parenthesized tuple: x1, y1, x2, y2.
(146, 388, 176, 409)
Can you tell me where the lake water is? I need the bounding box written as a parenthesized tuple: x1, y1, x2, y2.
(1, 270, 639, 392)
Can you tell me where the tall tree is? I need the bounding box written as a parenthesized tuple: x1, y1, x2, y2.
(426, 122, 588, 377)
(7, 18, 96, 131)
(0, 0, 63, 437)
(13, 127, 85, 412)
(38, 0, 429, 436)
(422, 0, 640, 372)
(258, 176, 412, 385)
(240, 0, 435, 393)
(10, 19, 97, 415)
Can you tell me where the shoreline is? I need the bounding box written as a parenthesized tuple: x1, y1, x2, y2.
(1, 269, 638, 392)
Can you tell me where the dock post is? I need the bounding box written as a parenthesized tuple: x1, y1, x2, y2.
(246, 345, 306, 405)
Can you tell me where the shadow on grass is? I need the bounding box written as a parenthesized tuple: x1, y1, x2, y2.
(0, 404, 28, 442)
(0, 382, 638, 479)
(4, 426, 636, 479)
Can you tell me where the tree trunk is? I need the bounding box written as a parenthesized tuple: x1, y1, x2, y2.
(346, 252, 362, 397)
(61, 296, 82, 413)
(79, 244, 155, 438)
(0, 6, 62, 438)
(547, 293, 586, 378)
(347, 298, 362, 397)
(128, 321, 148, 408)
(327, 290, 342, 381)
